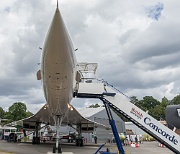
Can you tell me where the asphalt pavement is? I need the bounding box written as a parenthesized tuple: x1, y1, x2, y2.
(0, 140, 175, 154)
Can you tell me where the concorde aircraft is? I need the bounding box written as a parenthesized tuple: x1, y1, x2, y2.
(23, 1, 106, 153)
(10, 2, 180, 153)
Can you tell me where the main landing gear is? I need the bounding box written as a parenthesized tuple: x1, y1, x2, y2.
(75, 125, 83, 147)
(53, 143, 62, 153)
(52, 115, 63, 153)
(32, 122, 40, 144)
(75, 138, 83, 147)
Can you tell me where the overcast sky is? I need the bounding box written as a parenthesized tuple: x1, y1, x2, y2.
(0, 0, 180, 113)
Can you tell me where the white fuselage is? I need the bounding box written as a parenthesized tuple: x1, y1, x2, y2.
(41, 7, 76, 116)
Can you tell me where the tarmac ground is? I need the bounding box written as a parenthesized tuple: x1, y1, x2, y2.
(0, 140, 174, 154)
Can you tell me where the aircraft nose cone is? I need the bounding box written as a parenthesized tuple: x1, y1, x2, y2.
(43, 8, 73, 64)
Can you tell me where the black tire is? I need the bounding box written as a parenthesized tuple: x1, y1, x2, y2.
(32, 138, 35, 144)
(58, 144, 62, 153)
(80, 139, 83, 147)
(52, 144, 56, 153)
(76, 139, 79, 146)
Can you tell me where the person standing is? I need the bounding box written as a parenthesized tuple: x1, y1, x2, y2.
(135, 135, 138, 144)
(94, 135, 97, 144)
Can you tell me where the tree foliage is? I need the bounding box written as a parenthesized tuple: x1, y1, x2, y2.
(26, 111, 33, 117)
(0, 102, 33, 123)
(150, 97, 170, 120)
(130, 95, 173, 121)
(0, 107, 5, 119)
(8, 102, 27, 121)
(170, 95, 180, 105)
(135, 96, 160, 111)
(130, 96, 138, 104)
(88, 103, 101, 108)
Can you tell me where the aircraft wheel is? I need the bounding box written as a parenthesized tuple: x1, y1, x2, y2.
(76, 139, 79, 146)
(58, 144, 62, 153)
(52, 144, 56, 153)
(80, 139, 83, 147)
(32, 138, 35, 144)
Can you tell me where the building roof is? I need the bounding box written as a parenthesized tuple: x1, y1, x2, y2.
(78, 107, 105, 118)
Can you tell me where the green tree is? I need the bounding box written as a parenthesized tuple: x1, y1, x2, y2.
(170, 94, 180, 105)
(135, 96, 160, 119)
(8, 102, 27, 121)
(0, 107, 5, 119)
(3, 111, 11, 119)
(88, 103, 101, 108)
(26, 111, 33, 117)
(136, 96, 160, 111)
(130, 96, 138, 104)
(150, 97, 170, 120)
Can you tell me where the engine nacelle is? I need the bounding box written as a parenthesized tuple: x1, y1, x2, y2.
(166, 105, 180, 129)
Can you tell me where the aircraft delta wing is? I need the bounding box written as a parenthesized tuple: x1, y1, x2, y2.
(23, 103, 108, 131)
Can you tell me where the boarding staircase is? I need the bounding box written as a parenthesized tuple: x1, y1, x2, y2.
(76, 81, 180, 154)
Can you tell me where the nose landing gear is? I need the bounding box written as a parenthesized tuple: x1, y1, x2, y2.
(52, 115, 63, 153)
